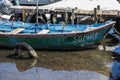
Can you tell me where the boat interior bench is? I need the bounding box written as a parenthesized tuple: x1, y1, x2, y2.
(8, 28, 25, 34)
(37, 29, 50, 34)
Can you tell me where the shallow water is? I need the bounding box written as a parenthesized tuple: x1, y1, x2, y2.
(0, 63, 109, 80)
(0, 47, 120, 80)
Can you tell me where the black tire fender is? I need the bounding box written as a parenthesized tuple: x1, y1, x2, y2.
(14, 42, 38, 59)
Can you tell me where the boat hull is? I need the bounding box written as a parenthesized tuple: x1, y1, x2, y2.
(0, 23, 114, 50)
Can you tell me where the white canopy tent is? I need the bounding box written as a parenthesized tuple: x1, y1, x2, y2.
(10, 0, 120, 22)
(40, 0, 120, 11)
(10, 0, 120, 11)
(93, 0, 120, 10)
(40, 0, 120, 24)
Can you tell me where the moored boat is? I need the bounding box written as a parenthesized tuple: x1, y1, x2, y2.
(0, 20, 116, 50)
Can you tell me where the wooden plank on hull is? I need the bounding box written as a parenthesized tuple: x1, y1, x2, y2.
(37, 29, 50, 34)
(8, 28, 25, 34)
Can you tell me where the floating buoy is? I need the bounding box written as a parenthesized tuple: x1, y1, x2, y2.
(13, 42, 38, 59)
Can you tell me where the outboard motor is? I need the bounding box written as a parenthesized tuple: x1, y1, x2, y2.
(0, 0, 13, 14)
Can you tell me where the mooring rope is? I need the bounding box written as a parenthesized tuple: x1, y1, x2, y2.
(113, 26, 120, 35)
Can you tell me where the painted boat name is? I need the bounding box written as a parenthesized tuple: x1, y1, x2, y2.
(73, 33, 98, 42)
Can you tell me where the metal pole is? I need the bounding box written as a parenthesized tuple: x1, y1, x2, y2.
(35, 0, 38, 33)
(36, 0, 38, 25)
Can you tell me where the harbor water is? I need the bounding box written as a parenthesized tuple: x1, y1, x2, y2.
(0, 35, 120, 80)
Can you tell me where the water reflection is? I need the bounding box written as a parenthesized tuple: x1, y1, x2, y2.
(0, 48, 116, 80)
(0, 63, 109, 80)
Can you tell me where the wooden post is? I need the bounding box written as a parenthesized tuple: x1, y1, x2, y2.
(118, 11, 120, 16)
(65, 11, 68, 23)
(22, 9, 26, 22)
(94, 8, 98, 23)
(97, 5, 100, 23)
(97, 5, 100, 11)
(71, 9, 75, 25)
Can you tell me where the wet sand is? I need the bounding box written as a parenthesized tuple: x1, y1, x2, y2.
(0, 48, 113, 79)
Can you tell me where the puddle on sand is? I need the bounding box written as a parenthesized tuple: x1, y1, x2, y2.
(0, 48, 119, 80)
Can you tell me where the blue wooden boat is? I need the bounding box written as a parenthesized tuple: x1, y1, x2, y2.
(0, 20, 116, 50)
